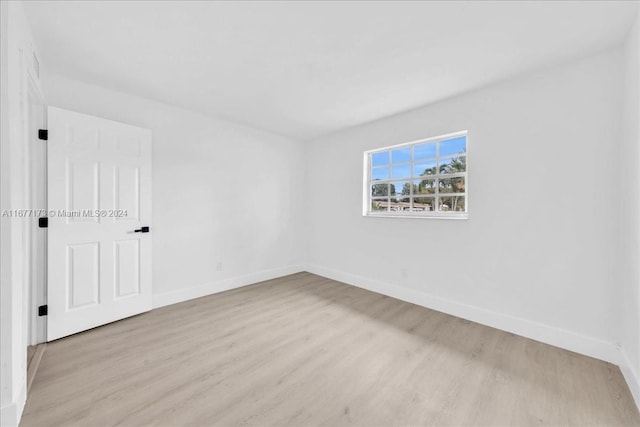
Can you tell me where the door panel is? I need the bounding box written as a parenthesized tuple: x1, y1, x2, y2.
(67, 159, 100, 220)
(47, 107, 152, 341)
(114, 166, 140, 221)
(114, 239, 140, 299)
(67, 243, 100, 309)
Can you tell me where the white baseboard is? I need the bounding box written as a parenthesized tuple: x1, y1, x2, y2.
(152, 264, 305, 309)
(304, 264, 621, 366)
(1, 383, 26, 427)
(620, 349, 640, 411)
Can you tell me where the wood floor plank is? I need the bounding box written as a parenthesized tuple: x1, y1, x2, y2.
(20, 272, 640, 426)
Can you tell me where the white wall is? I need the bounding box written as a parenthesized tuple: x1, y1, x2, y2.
(306, 49, 625, 364)
(620, 11, 640, 407)
(0, 2, 16, 424)
(1, 2, 44, 425)
(44, 73, 306, 307)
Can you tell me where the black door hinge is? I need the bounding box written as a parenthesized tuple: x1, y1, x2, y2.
(38, 217, 48, 228)
(38, 305, 48, 316)
(38, 129, 48, 140)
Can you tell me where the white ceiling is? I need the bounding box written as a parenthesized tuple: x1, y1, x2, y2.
(24, 1, 639, 141)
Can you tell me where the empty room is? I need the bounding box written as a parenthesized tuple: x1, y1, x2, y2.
(2, 0, 640, 426)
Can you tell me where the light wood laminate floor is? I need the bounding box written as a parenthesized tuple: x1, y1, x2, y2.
(21, 272, 640, 426)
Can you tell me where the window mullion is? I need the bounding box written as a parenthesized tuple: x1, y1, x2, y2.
(435, 141, 440, 212)
(410, 145, 414, 210)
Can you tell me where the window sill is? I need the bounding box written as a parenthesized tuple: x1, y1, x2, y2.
(364, 212, 468, 220)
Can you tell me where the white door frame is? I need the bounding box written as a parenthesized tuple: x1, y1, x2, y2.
(25, 73, 47, 345)
(21, 48, 47, 346)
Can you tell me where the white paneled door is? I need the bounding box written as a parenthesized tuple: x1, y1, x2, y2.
(47, 107, 152, 341)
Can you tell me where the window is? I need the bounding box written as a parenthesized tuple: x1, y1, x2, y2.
(364, 131, 468, 218)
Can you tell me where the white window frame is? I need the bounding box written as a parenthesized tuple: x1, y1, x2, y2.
(363, 130, 468, 219)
